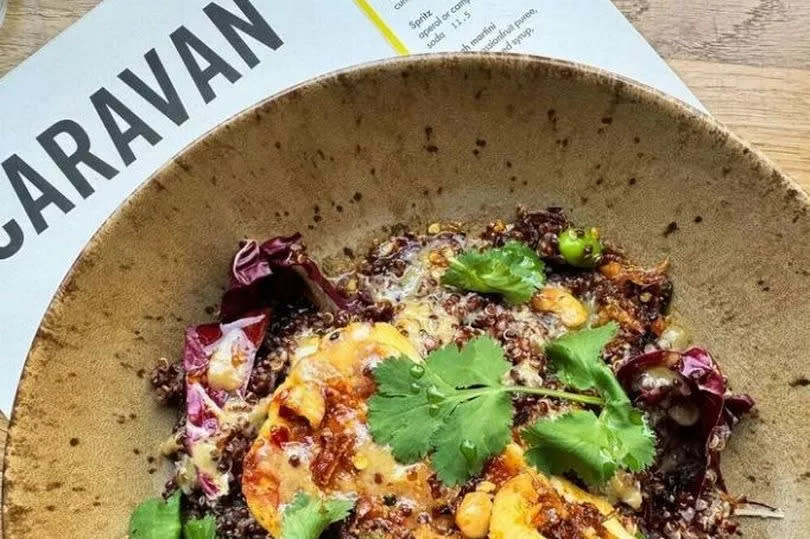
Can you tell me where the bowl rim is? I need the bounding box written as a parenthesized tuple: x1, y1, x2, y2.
(3, 51, 807, 533)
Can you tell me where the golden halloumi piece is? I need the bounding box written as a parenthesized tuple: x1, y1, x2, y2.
(490, 472, 547, 539)
(487, 444, 636, 539)
(550, 477, 637, 539)
(243, 322, 636, 538)
(489, 470, 636, 539)
(242, 322, 424, 536)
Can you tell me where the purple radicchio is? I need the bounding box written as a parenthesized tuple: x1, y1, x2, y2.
(181, 234, 359, 498)
(220, 233, 362, 321)
(183, 312, 268, 498)
(617, 347, 754, 495)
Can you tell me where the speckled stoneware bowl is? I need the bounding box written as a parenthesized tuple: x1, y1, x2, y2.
(3, 54, 809, 538)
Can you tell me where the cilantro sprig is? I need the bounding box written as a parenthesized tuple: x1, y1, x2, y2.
(281, 492, 354, 539)
(182, 516, 217, 539)
(525, 324, 655, 482)
(369, 337, 514, 484)
(129, 492, 182, 539)
(129, 492, 218, 539)
(441, 241, 546, 304)
(368, 324, 655, 487)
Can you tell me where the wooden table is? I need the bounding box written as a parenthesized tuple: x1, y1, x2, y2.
(1, 0, 809, 522)
(0, 0, 807, 188)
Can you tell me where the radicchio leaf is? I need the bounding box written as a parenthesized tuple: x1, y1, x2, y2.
(220, 234, 362, 321)
(617, 347, 754, 495)
(176, 234, 359, 499)
(183, 312, 269, 498)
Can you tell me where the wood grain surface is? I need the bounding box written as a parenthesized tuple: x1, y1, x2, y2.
(0, 0, 808, 188)
(614, 0, 810, 187)
(1, 0, 809, 527)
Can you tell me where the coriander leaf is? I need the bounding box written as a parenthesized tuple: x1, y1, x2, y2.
(430, 335, 511, 388)
(281, 492, 354, 539)
(370, 334, 653, 487)
(369, 337, 513, 484)
(523, 402, 656, 486)
(372, 355, 453, 397)
(601, 403, 656, 472)
(523, 410, 617, 485)
(129, 491, 182, 539)
(368, 356, 455, 462)
(527, 323, 657, 486)
(544, 323, 619, 393)
(183, 516, 217, 539)
(367, 387, 453, 462)
(430, 391, 513, 485)
(442, 241, 545, 304)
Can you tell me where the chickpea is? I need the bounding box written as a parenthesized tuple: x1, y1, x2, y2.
(531, 287, 588, 328)
(657, 324, 691, 351)
(455, 491, 493, 538)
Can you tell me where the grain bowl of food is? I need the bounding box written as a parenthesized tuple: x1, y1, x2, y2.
(2, 54, 809, 539)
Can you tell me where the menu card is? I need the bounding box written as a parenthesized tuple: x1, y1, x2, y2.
(0, 0, 702, 414)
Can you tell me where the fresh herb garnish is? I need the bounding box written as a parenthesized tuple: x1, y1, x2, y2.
(368, 337, 512, 484)
(524, 323, 655, 484)
(281, 492, 354, 539)
(441, 241, 545, 304)
(368, 327, 653, 486)
(183, 516, 217, 539)
(523, 410, 616, 484)
(129, 492, 182, 539)
(129, 493, 219, 539)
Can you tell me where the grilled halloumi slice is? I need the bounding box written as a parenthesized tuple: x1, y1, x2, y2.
(242, 322, 430, 536)
(488, 445, 636, 539)
(243, 322, 636, 538)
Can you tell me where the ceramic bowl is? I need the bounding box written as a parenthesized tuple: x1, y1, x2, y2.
(3, 53, 809, 537)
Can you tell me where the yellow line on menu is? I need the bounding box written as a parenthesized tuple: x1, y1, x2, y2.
(354, 0, 410, 56)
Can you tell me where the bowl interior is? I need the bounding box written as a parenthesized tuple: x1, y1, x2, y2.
(3, 54, 810, 537)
